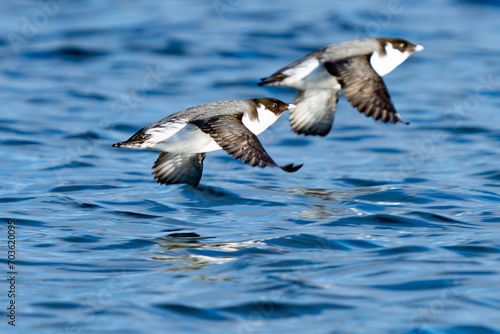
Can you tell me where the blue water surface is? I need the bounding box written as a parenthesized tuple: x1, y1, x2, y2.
(1, 0, 500, 333)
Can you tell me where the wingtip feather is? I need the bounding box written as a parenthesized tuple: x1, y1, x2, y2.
(281, 163, 303, 173)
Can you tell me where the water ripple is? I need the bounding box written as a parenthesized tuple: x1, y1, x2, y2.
(2, 0, 500, 333)
(371, 279, 461, 291)
(219, 301, 353, 318)
(24, 47, 108, 61)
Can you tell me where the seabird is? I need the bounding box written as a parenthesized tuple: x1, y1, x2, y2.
(258, 37, 423, 136)
(112, 98, 302, 187)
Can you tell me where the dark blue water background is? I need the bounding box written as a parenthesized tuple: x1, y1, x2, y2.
(1, 0, 499, 333)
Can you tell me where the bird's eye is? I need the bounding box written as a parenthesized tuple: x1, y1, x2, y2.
(273, 103, 278, 109)
(399, 42, 406, 49)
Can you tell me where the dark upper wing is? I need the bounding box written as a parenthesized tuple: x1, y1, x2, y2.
(289, 89, 341, 136)
(324, 56, 407, 124)
(192, 115, 302, 172)
(152, 152, 206, 187)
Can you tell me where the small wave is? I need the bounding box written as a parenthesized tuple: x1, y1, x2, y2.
(66, 90, 108, 101)
(153, 303, 228, 321)
(371, 279, 461, 291)
(354, 188, 433, 204)
(263, 234, 350, 251)
(2, 217, 46, 226)
(338, 177, 395, 187)
(49, 185, 122, 192)
(219, 301, 353, 318)
(60, 235, 102, 244)
(443, 245, 500, 256)
(330, 214, 439, 228)
(44, 161, 95, 171)
(64, 131, 102, 140)
(409, 211, 475, 227)
(92, 239, 158, 250)
(444, 325, 500, 334)
(31, 302, 83, 309)
(375, 246, 430, 256)
(1, 139, 41, 146)
(0, 196, 36, 203)
(23, 47, 107, 61)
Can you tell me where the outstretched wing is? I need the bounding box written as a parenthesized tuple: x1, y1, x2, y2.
(258, 55, 322, 87)
(192, 115, 302, 172)
(289, 89, 341, 136)
(324, 56, 407, 124)
(152, 152, 206, 187)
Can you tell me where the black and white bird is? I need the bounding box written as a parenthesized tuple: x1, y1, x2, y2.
(112, 98, 302, 187)
(258, 37, 423, 136)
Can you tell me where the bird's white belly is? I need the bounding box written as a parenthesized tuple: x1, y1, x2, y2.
(150, 124, 222, 153)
